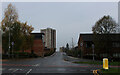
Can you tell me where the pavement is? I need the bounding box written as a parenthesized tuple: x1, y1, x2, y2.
(1, 52, 103, 75)
(63, 54, 95, 62)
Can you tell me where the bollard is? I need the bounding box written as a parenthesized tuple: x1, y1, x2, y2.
(103, 58, 108, 69)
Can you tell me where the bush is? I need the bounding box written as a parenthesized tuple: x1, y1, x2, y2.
(2, 54, 9, 59)
(2, 52, 38, 59)
(66, 49, 81, 57)
(44, 50, 55, 57)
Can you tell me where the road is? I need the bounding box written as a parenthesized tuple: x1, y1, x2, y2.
(1, 52, 101, 75)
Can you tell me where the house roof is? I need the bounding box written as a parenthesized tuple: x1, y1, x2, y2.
(31, 33, 44, 35)
(80, 34, 93, 41)
(79, 33, 120, 42)
(31, 33, 44, 39)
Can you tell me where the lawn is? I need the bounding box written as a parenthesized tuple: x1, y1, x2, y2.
(101, 68, 120, 75)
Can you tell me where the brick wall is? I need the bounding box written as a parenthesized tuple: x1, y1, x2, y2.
(32, 39, 44, 56)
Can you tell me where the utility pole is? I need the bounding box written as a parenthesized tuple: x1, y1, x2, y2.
(80, 42, 83, 58)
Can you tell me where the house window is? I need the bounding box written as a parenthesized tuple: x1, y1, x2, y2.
(112, 42, 120, 47)
(113, 53, 120, 58)
(86, 42, 91, 48)
(42, 35, 44, 43)
(100, 54, 108, 57)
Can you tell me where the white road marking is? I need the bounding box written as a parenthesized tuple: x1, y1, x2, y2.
(8, 68, 25, 73)
(26, 69, 32, 75)
(19, 69, 23, 71)
(57, 68, 66, 71)
(33, 64, 40, 66)
(12, 69, 18, 73)
(0, 68, 2, 70)
(9, 68, 17, 71)
(0, 68, 5, 70)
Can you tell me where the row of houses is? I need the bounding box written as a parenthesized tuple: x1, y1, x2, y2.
(77, 33, 120, 59)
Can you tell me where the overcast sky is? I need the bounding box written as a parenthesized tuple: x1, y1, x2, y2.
(2, 2, 118, 51)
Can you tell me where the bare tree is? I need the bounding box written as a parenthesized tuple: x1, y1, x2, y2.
(92, 15, 118, 59)
(92, 15, 117, 34)
(1, 3, 18, 32)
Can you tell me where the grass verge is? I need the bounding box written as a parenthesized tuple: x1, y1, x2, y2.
(101, 68, 120, 75)
(73, 61, 120, 66)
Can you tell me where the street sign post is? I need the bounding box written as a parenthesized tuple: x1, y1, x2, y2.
(80, 42, 83, 58)
(11, 42, 14, 58)
(92, 44, 95, 61)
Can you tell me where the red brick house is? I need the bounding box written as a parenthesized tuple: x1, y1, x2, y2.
(31, 33, 45, 57)
(30, 33, 54, 57)
(23, 33, 45, 56)
(78, 33, 120, 58)
(78, 34, 93, 58)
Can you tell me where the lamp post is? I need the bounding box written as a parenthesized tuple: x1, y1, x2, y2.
(11, 42, 14, 58)
(8, 17, 12, 58)
(92, 44, 95, 61)
(8, 25, 11, 58)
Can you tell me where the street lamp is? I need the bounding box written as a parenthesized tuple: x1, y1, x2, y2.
(92, 44, 95, 61)
(11, 42, 14, 58)
(8, 17, 12, 58)
(8, 26, 11, 58)
(8, 20, 12, 58)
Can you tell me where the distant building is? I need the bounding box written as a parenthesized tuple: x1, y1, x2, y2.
(78, 33, 120, 58)
(41, 28, 56, 50)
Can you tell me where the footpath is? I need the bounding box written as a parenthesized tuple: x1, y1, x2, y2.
(63, 54, 98, 63)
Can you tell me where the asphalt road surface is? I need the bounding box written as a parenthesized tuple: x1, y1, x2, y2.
(1, 52, 101, 75)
